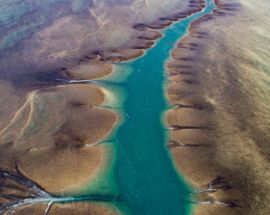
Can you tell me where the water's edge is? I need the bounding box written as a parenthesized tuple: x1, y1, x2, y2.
(36, 1, 217, 214)
(111, 0, 216, 214)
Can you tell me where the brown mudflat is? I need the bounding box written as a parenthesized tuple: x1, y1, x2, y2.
(66, 62, 113, 80)
(0, 82, 117, 193)
(166, 0, 270, 215)
(15, 203, 118, 215)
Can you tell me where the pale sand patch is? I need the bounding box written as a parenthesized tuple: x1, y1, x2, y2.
(15, 202, 118, 215)
(66, 62, 113, 80)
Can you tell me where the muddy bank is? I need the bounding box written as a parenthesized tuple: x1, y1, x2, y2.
(0, 79, 118, 213)
(0, 83, 117, 193)
(166, 0, 270, 214)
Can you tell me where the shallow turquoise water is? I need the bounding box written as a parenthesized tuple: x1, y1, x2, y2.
(112, 0, 216, 214)
(49, 0, 216, 213)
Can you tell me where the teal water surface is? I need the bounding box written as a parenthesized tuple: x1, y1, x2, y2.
(113, 0, 216, 214)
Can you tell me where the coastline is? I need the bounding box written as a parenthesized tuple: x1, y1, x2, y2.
(58, 0, 212, 213)
(59, 0, 209, 194)
(0, 0, 220, 214)
(106, 1, 220, 215)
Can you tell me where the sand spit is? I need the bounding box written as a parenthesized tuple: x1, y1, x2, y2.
(166, 0, 270, 215)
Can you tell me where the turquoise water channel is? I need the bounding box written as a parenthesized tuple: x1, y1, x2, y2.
(59, 0, 216, 214)
(112, 0, 216, 215)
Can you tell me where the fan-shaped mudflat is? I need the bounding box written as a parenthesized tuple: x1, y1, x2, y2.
(166, 0, 270, 214)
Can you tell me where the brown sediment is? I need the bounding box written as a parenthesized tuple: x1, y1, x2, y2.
(0, 163, 120, 214)
(48, 203, 118, 215)
(0, 83, 117, 194)
(12, 202, 118, 215)
(54, 1, 206, 74)
(137, 30, 163, 41)
(166, 0, 270, 214)
(82, 0, 207, 65)
(65, 62, 113, 80)
(57, 0, 208, 83)
(0, 79, 118, 213)
(102, 49, 144, 62)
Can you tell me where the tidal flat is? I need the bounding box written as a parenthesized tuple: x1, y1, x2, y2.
(166, 0, 270, 214)
(0, 0, 269, 214)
